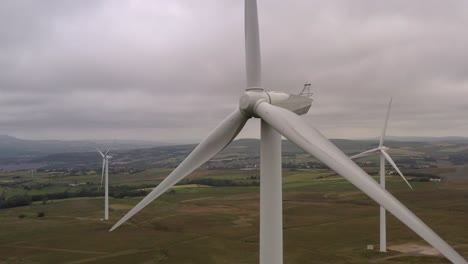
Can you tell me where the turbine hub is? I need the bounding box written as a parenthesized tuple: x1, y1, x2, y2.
(239, 90, 270, 117)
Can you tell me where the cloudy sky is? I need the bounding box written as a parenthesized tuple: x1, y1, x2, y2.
(1, 0, 468, 142)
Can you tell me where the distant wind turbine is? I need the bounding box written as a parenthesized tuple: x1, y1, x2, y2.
(109, 1, 467, 264)
(350, 98, 413, 253)
(96, 148, 112, 220)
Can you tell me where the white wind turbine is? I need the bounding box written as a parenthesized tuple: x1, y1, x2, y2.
(350, 98, 413, 253)
(110, 1, 467, 263)
(97, 148, 112, 220)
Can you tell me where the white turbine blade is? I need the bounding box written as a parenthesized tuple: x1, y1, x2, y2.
(100, 159, 105, 188)
(96, 147, 105, 158)
(104, 148, 110, 156)
(254, 102, 466, 264)
(110, 109, 248, 231)
(381, 150, 414, 190)
(379, 97, 392, 147)
(349, 148, 380, 159)
(245, 0, 261, 89)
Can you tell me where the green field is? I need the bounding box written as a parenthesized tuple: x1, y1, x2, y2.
(1, 168, 467, 263)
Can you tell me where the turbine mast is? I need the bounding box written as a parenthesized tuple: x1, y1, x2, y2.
(260, 120, 283, 264)
(379, 154, 386, 252)
(105, 156, 109, 220)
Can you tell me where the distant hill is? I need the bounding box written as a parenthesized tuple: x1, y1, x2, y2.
(0, 135, 169, 158)
(2, 136, 468, 171)
(219, 138, 376, 155)
(367, 136, 468, 143)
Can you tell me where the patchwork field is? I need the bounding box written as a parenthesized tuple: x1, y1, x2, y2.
(1, 168, 467, 263)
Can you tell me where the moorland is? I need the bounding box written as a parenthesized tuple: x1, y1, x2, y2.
(1, 137, 468, 263)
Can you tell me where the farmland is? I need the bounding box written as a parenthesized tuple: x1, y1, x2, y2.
(1, 138, 468, 263)
(1, 166, 467, 263)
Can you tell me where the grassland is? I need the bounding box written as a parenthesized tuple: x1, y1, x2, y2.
(0, 168, 467, 263)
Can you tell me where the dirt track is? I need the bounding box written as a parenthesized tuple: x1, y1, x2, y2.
(369, 243, 442, 263)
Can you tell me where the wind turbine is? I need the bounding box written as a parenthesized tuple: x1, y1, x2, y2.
(110, 1, 467, 263)
(97, 148, 112, 220)
(350, 98, 413, 253)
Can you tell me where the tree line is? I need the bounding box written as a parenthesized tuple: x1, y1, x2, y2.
(0, 185, 152, 209)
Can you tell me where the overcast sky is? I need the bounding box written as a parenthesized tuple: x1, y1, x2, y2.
(1, 0, 468, 142)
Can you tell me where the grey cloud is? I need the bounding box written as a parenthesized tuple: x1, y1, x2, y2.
(1, 0, 468, 141)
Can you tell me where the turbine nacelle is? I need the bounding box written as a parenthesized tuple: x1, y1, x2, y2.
(269, 92, 313, 116)
(379, 146, 389, 152)
(240, 90, 312, 117)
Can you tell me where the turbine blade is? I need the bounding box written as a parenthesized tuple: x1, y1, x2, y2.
(104, 148, 110, 156)
(381, 150, 413, 190)
(349, 148, 379, 159)
(101, 159, 105, 188)
(96, 147, 105, 158)
(245, 0, 261, 89)
(110, 109, 249, 231)
(254, 102, 466, 264)
(379, 97, 392, 147)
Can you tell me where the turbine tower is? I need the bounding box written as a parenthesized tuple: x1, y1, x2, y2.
(110, 1, 467, 263)
(350, 98, 413, 253)
(97, 148, 112, 220)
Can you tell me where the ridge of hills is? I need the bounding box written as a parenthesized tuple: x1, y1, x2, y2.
(1, 137, 468, 171)
(0, 135, 169, 158)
